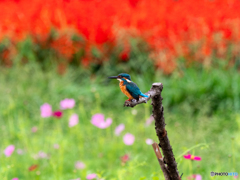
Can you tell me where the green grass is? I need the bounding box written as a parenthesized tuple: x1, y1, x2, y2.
(0, 64, 239, 180)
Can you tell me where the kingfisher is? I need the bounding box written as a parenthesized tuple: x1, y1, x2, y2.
(108, 73, 149, 102)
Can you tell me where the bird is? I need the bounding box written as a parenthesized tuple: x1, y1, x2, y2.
(108, 73, 149, 102)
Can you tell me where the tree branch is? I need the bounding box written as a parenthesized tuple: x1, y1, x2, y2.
(123, 83, 162, 107)
(152, 142, 171, 180)
(124, 83, 181, 180)
(151, 83, 181, 180)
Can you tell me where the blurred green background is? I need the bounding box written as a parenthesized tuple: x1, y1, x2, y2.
(1, 48, 240, 180)
(1, 0, 240, 180)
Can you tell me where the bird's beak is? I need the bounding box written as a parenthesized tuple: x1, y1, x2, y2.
(108, 76, 118, 79)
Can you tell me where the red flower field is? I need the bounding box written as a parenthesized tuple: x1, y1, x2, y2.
(1, 0, 240, 73)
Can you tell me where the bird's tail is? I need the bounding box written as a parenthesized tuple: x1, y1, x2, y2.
(140, 93, 149, 98)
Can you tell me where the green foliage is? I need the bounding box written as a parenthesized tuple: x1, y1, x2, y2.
(0, 64, 239, 179)
(0, 35, 155, 78)
(160, 66, 240, 114)
(100, 38, 154, 76)
(2, 35, 240, 115)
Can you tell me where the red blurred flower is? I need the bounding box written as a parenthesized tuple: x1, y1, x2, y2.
(121, 154, 130, 164)
(183, 154, 201, 161)
(128, 0, 140, 8)
(223, 28, 232, 39)
(28, 164, 38, 171)
(95, 26, 109, 44)
(119, 50, 130, 61)
(52, 111, 63, 118)
(81, 57, 90, 67)
(50, 34, 75, 59)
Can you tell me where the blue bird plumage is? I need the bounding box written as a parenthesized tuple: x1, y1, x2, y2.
(108, 73, 149, 101)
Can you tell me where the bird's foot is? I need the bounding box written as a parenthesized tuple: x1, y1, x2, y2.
(124, 98, 134, 107)
(124, 101, 130, 107)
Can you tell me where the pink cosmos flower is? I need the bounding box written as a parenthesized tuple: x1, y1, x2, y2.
(145, 115, 154, 126)
(12, 178, 19, 180)
(40, 103, 52, 118)
(91, 114, 112, 129)
(145, 138, 154, 145)
(60, 98, 75, 109)
(53, 111, 63, 118)
(123, 133, 135, 145)
(75, 161, 86, 169)
(69, 114, 79, 127)
(187, 174, 202, 180)
(184, 154, 201, 161)
(234, 175, 238, 179)
(4, 145, 15, 157)
(31, 126, 38, 133)
(195, 175, 202, 180)
(86, 174, 97, 180)
(115, 124, 125, 136)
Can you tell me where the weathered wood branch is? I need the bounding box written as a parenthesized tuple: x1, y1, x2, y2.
(152, 83, 181, 180)
(125, 83, 181, 180)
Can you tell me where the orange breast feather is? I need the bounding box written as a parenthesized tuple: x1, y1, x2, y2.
(119, 81, 134, 99)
